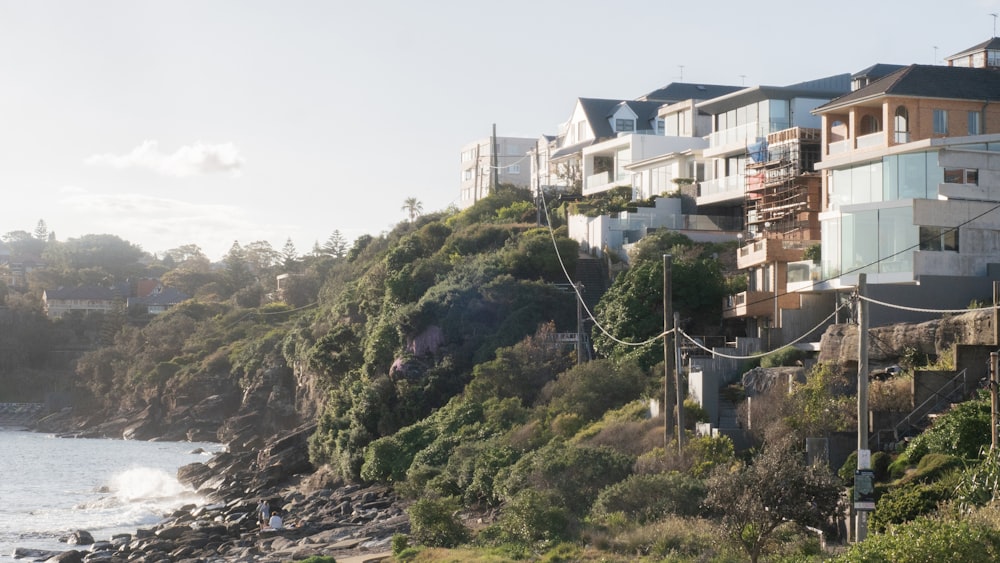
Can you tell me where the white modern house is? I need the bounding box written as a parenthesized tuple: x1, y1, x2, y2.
(695, 75, 851, 222)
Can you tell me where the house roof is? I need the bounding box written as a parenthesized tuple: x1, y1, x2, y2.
(45, 285, 126, 300)
(550, 139, 595, 160)
(696, 74, 851, 114)
(638, 82, 743, 103)
(577, 98, 664, 138)
(947, 37, 1000, 60)
(851, 63, 906, 81)
(812, 65, 1000, 113)
(129, 286, 189, 307)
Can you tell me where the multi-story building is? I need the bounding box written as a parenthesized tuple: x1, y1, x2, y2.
(807, 41, 1000, 325)
(458, 135, 535, 209)
(700, 75, 851, 345)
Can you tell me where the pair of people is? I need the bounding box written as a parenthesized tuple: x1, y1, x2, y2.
(257, 500, 283, 530)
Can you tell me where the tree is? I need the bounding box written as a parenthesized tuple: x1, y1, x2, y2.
(33, 220, 48, 241)
(322, 230, 348, 259)
(705, 432, 841, 563)
(281, 238, 299, 269)
(402, 197, 423, 222)
(223, 241, 254, 294)
(244, 240, 280, 273)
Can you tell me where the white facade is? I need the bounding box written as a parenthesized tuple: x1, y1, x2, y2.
(582, 134, 707, 196)
(459, 136, 535, 209)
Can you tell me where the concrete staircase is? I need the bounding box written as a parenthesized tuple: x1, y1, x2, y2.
(574, 256, 608, 313)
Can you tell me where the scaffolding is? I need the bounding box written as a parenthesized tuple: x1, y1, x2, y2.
(744, 127, 822, 242)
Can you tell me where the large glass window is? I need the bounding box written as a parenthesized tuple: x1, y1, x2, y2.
(878, 206, 916, 273)
(898, 153, 929, 199)
(768, 100, 790, 133)
(842, 210, 879, 275)
(838, 206, 917, 277)
(933, 110, 948, 135)
(822, 217, 841, 279)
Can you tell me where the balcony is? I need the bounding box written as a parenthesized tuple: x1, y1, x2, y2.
(828, 139, 849, 155)
(584, 170, 630, 195)
(736, 238, 808, 269)
(856, 131, 884, 150)
(723, 290, 776, 319)
(706, 121, 760, 156)
(698, 174, 744, 205)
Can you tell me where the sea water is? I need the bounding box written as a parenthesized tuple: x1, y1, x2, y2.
(0, 428, 223, 560)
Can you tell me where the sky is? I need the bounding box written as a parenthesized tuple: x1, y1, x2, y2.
(2, 0, 999, 261)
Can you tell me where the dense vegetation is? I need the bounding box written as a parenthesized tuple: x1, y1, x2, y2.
(4, 191, 1000, 561)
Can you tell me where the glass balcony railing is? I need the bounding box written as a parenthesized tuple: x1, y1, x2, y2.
(699, 174, 744, 198)
(709, 121, 760, 149)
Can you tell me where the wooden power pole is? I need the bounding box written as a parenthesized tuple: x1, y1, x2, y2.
(664, 254, 675, 449)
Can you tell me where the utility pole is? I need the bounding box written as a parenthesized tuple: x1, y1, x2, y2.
(674, 311, 684, 457)
(991, 352, 998, 451)
(856, 273, 871, 541)
(664, 254, 675, 450)
(576, 282, 585, 365)
(491, 123, 499, 194)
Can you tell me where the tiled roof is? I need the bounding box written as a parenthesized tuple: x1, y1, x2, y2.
(577, 98, 664, 139)
(813, 65, 1000, 113)
(44, 285, 126, 300)
(947, 37, 1000, 60)
(638, 82, 742, 103)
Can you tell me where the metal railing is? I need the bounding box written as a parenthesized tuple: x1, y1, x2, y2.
(874, 368, 968, 450)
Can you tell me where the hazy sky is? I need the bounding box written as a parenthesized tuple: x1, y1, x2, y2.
(2, 0, 998, 260)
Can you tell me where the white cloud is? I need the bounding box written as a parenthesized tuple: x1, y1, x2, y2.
(53, 191, 288, 259)
(85, 140, 245, 177)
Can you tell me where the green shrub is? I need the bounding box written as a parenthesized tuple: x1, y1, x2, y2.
(955, 448, 1000, 508)
(391, 533, 409, 555)
(490, 488, 572, 545)
(838, 514, 1000, 562)
(901, 396, 990, 466)
(407, 496, 469, 548)
(590, 471, 706, 524)
(497, 440, 634, 516)
(870, 481, 950, 532)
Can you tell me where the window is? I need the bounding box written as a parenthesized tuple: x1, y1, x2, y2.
(969, 111, 982, 135)
(462, 168, 473, 181)
(860, 115, 881, 134)
(461, 150, 474, 162)
(933, 110, 948, 135)
(507, 164, 520, 174)
(943, 168, 978, 184)
(894, 106, 909, 143)
(919, 226, 959, 251)
(657, 119, 665, 134)
(615, 118, 635, 132)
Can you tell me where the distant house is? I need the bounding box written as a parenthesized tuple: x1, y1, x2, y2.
(127, 285, 189, 315)
(43, 285, 127, 319)
(43, 279, 189, 319)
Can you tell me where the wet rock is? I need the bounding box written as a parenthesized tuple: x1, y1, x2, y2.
(65, 530, 94, 546)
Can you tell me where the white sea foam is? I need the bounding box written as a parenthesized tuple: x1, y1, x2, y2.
(0, 431, 221, 562)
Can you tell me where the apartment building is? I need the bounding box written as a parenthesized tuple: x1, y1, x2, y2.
(459, 135, 535, 209)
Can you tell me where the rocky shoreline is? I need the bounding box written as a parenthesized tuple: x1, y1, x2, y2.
(15, 418, 410, 563)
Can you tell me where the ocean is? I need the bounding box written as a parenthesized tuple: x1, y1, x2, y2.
(0, 428, 223, 561)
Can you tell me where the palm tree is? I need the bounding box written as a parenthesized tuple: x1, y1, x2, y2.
(401, 197, 423, 222)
